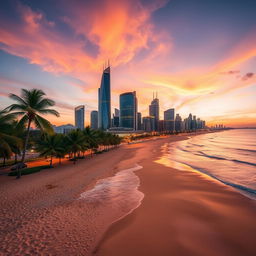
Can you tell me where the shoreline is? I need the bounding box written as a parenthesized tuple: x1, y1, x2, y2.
(95, 133, 256, 256)
(1, 131, 255, 255)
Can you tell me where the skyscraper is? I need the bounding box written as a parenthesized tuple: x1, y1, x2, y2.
(143, 116, 155, 132)
(164, 108, 175, 132)
(120, 91, 137, 130)
(75, 105, 85, 130)
(112, 108, 120, 127)
(137, 112, 142, 130)
(175, 114, 182, 132)
(90, 110, 98, 130)
(149, 93, 159, 131)
(164, 108, 175, 121)
(98, 65, 111, 130)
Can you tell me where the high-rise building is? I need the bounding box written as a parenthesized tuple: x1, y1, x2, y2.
(137, 112, 142, 130)
(98, 66, 111, 130)
(112, 108, 120, 127)
(114, 108, 120, 117)
(164, 108, 175, 121)
(175, 114, 182, 132)
(90, 110, 98, 130)
(164, 108, 175, 132)
(143, 116, 155, 132)
(120, 91, 137, 130)
(75, 105, 85, 130)
(149, 94, 159, 131)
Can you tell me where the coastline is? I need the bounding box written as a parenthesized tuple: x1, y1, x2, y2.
(1, 131, 255, 255)
(96, 133, 256, 256)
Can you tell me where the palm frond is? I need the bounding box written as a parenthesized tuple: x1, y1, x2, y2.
(9, 93, 27, 106)
(37, 109, 60, 117)
(36, 98, 55, 109)
(34, 114, 54, 134)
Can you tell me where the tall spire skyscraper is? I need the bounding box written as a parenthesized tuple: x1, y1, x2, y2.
(149, 92, 159, 131)
(98, 64, 111, 130)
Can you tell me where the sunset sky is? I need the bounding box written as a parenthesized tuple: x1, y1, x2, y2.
(0, 0, 255, 127)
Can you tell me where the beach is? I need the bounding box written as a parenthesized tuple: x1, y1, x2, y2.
(1, 133, 256, 256)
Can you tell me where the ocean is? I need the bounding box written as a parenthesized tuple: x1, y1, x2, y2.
(167, 129, 256, 199)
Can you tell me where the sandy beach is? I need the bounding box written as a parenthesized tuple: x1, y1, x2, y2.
(1, 133, 256, 256)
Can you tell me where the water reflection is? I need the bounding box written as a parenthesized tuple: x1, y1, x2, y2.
(156, 130, 256, 199)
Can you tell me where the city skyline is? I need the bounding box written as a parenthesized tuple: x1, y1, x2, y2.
(0, 0, 256, 128)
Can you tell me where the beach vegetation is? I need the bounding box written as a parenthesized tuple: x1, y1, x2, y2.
(5, 89, 59, 178)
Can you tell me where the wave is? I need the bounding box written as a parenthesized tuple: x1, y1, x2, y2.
(236, 148, 256, 153)
(197, 151, 256, 166)
(179, 162, 256, 196)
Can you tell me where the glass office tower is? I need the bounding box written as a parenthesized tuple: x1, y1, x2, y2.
(98, 66, 111, 130)
(120, 91, 137, 130)
(90, 110, 98, 130)
(75, 105, 85, 130)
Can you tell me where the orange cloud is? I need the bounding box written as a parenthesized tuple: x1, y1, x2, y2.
(0, 0, 169, 76)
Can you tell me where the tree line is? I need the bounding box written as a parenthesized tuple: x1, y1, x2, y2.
(0, 89, 122, 178)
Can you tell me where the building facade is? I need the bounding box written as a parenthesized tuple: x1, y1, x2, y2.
(143, 116, 155, 132)
(90, 110, 98, 130)
(164, 108, 175, 132)
(137, 112, 142, 130)
(98, 66, 111, 130)
(120, 91, 137, 130)
(175, 114, 182, 132)
(75, 105, 85, 130)
(149, 96, 159, 131)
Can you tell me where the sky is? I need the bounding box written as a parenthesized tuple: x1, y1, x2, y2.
(0, 0, 256, 128)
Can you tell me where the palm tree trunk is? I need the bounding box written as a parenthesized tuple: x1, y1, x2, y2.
(50, 155, 53, 167)
(73, 152, 76, 164)
(17, 119, 32, 179)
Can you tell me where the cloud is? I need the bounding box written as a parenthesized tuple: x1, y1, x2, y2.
(0, 0, 169, 75)
(241, 72, 254, 81)
(221, 70, 240, 75)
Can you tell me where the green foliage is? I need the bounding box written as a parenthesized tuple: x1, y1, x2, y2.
(35, 133, 65, 166)
(8, 165, 50, 176)
(2, 88, 122, 174)
(0, 110, 22, 163)
(4, 88, 59, 177)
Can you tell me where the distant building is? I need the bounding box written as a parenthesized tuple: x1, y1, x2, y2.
(137, 112, 142, 130)
(164, 108, 175, 121)
(98, 65, 111, 130)
(114, 108, 120, 117)
(53, 124, 76, 134)
(175, 114, 182, 132)
(90, 110, 98, 130)
(149, 94, 159, 131)
(120, 91, 137, 130)
(164, 120, 175, 132)
(143, 116, 155, 132)
(164, 109, 175, 132)
(75, 105, 85, 130)
(112, 108, 120, 127)
(112, 116, 119, 127)
(192, 115, 197, 131)
(158, 120, 165, 132)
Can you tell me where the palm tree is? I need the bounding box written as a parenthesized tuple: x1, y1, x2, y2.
(83, 126, 98, 156)
(65, 130, 86, 164)
(35, 134, 64, 167)
(0, 110, 22, 166)
(5, 89, 59, 178)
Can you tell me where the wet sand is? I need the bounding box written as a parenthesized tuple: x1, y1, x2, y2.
(1, 133, 256, 255)
(96, 137, 256, 256)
